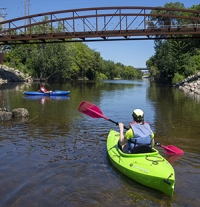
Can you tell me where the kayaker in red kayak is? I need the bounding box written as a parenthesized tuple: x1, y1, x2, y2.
(40, 83, 52, 93)
(118, 109, 154, 153)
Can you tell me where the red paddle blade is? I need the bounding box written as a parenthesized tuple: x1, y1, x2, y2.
(78, 101, 109, 120)
(161, 144, 184, 155)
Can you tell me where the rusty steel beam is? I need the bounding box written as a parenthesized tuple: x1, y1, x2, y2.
(0, 6, 199, 45)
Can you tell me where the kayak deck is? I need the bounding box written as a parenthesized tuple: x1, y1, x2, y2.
(106, 129, 175, 197)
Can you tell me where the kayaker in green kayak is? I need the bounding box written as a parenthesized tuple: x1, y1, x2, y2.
(118, 109, 154, 153)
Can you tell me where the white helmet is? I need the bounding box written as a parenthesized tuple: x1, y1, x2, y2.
(132, 109, 144, 122)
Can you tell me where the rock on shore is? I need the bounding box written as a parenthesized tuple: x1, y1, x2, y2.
(0, 65, 33, 83)
(174, 71, 200, 95)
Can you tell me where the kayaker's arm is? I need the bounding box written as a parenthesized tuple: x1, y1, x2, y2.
(118, 123, 128, 145)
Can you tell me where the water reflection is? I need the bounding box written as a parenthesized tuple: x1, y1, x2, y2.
(177, 87, 200, 103)
(166, 154, 184, 163)
(23, 95, 70, 105)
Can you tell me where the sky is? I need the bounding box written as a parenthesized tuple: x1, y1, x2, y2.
(0, 0, 199, 68)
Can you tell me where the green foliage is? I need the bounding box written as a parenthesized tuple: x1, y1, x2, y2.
(97, 72, 108, 80)
(150, 1, 185, 27)
(122, 66, 142, 79)
(4, 39, 140, 81)
(172, 73, 185, 84)
(146, 2, 200, 84)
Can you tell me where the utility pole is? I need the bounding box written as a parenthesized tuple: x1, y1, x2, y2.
(0, 8, 7, 31)
(28, 0, 30, 24)
(24, 0, 26, 25)
(28, 0, 30, 16)
(24, 0, 30, 25)
(0, 8, 7, 63)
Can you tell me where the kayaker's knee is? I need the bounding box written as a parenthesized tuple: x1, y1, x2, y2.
(118, 141, 129, 153)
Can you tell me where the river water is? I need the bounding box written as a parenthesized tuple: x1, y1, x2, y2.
(0, 79, 199, 207)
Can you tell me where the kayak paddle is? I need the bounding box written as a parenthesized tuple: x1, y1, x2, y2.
(156, 142, 184, 155)
(78, 100, 129, 130)
(78, 100, 184, 155)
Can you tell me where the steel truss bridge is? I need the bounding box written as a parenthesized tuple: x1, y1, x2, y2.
(0, 6, 200, 45)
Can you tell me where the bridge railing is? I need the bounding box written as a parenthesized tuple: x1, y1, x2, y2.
(0, 6, 199, 44)
(147, 24, 200, 29)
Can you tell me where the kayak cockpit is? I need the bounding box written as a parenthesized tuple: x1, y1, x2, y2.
(118, 146, 159, 157)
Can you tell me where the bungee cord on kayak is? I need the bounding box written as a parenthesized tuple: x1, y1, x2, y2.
(145, 155, 165, 165)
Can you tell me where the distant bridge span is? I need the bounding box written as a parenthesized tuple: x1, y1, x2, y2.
(136, 68, 148, 70)
(0, 6, 200, 45)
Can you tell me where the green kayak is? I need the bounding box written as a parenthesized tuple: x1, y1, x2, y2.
(107, 129, 175, 197)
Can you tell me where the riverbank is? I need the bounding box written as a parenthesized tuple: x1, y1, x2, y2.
(1, 64, 200, 96)
(173, 71, 200, 95)
(0, 65, 32, 83)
